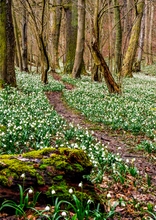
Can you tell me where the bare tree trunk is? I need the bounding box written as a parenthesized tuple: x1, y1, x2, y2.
(120, 0, 144, 78)
(92, 40, 121, 94)
(133, 12, 145, 72)
(5, 0, 16, 87)
(50, 0, 62, 72)
(12, 8, 23, 71)
(72, 0, 85, 78)
(64, 0, 77, 74)
(148, 0, 154, 65)
(22, 0, 29, 72)
(91, 0, 101, 82)
(113, 0, 122, 74)
(144, 0, 149, 65)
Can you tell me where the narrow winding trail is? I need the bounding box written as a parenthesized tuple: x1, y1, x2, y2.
(46, 73, 156, 218)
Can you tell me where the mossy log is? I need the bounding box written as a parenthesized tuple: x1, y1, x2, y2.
(0, 147, 100, 205)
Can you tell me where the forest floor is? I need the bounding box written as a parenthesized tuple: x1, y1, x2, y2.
(45, 72, 156, 219)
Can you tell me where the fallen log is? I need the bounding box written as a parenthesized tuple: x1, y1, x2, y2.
(0, 147, 100, 206)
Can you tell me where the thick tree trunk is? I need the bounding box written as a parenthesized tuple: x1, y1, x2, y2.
(0, 147, 101, 205)
(72, 0, 85, 78)
(0, 0, 16, 88)
(92, 40, 121, 94)
(50, 0, 62, 72)
(64, 0, 77, 74)
(0, 0, 7, 88)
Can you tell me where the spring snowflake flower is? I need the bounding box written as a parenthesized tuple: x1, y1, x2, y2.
(61, 211, 67, 216)
(107, 193, 111, 198)
(51, 189, 56, 195)
(45, 206, 50, 211)
(78, 182, 83, 188)
(28, 189, 33, 194)
(69, 188, 73, 194)
(20, 173, 25, 179)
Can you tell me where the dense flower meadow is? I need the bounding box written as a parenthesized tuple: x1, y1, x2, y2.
(63, 73, 156, 139)
(0, 70, 156, 218)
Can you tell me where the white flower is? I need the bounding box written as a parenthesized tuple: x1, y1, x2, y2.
(51, 189, 56, 195)
(78, 182, 83, 188)
(61, 211, 67, 216)
(45, 206, 50, 211)
(69, 188, 73, 194)
(87, 199, 92, 204)
(107, 193, 111, 198)
(28, 189, 33, 194)
(126, 159, 129, 163)
(20, 173, 25, 178)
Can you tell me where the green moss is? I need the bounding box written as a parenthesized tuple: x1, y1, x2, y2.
(23, 148, 56, 158)
(0, 174, 8, 185)
(36, 173, 45, 185)
(53, 175, 63, 181)
(39, 164, 47, 170)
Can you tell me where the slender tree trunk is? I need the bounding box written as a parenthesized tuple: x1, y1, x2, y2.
(40, 0, 49, 84)
(12, 8, 23, 71)
(148, 0, 154, 65)
(133, 12, 145, 72)
(91, 0, 101, 82)
(120, 0, 144, 78)
(113, 0, 122, 74)
(72, 0, 85, 78)
(21, 0, 29, 72)
(144, 0, 149, 65)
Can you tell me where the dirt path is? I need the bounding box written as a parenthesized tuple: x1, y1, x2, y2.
(46, 73, 156, 186)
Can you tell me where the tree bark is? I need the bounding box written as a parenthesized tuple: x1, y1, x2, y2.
(0, 0, 7, 88)
(113, 0, 122, 74)
(72, 0, 85, 78)
(120, 0, 144, 78)
(50, 0, 62, 72)
(92, 40, 121, 94)
(133, 12, 145, 72)
(21, 0, 29, 72)
(0, 0, 16, 88)
(64, 0, 77, 74)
